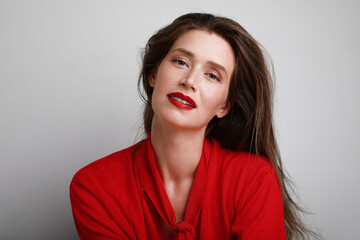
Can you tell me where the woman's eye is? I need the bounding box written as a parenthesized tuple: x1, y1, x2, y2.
(207, 73, 219, 81)
(174, 59, 187, 67)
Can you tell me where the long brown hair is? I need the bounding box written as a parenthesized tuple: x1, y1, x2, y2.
(138, 13, 317, 239)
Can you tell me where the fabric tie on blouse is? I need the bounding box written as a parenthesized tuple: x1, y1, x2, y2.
(171, 221, 197, 240)
(134, 133, 211, 240)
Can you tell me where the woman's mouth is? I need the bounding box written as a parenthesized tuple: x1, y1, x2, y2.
(167, 92, 196, 110)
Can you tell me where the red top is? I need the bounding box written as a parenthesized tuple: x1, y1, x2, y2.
(70, 135, 286, 239)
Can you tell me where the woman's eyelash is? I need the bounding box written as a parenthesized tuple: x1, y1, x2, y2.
(173, 59, 187, 67)
(207, 73, 220, 81)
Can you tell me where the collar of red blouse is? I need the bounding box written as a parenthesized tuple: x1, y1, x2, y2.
(133, 133, 212, 239)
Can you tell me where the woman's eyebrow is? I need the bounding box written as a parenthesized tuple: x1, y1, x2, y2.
(206, 61, 227, 77)
(170, 48, 194, 57)
(170, 47, 228, 77)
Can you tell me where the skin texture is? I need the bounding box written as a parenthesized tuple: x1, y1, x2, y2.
(149, 30, 235, 222)
(149, 30, 235, 132)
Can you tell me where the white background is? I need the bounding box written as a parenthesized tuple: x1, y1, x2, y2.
(1, 0, 359, 239)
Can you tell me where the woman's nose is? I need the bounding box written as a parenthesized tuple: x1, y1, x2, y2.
(179, 69, 200, 92)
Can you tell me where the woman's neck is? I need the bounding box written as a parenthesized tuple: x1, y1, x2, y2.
(150, 117, 205, 183)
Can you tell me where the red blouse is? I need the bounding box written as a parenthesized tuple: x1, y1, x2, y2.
(70, 135, 286, 239)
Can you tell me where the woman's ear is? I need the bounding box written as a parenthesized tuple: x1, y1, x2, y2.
(149, 73, 155, 87)
(216, 100, 231, 118)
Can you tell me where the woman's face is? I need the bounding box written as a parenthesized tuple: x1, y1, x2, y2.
(149, 30, 235, 132)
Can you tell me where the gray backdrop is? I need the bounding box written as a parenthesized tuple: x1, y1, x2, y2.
(1, 0, 359, 239)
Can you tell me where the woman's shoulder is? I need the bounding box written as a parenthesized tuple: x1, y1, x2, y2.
(211, 139, 274, 176)
(209, 140, 282, 219)
(71, 140, 145, 185)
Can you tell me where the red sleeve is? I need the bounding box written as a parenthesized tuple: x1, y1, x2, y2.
(231, 166, 286, 239)
(69, 176, 134, 240)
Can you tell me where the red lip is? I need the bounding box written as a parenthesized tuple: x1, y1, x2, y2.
(167, 92, 197, 110)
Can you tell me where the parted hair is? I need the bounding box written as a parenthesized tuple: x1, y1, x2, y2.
(138, 13, 317, 239)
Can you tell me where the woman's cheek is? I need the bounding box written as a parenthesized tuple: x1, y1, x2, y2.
(206, 88, 228, 112)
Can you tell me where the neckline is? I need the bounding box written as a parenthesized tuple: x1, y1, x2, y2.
(134, 134, 212, 230)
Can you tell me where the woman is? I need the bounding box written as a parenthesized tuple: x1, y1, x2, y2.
(70, 13, 314, 239)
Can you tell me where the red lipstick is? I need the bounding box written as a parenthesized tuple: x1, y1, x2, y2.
(167, 92, 196, 110)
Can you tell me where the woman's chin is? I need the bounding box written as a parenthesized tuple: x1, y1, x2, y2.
(155, 115, 206, 133)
